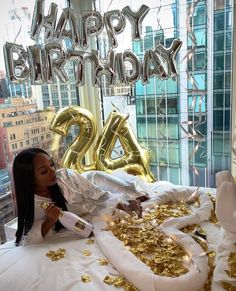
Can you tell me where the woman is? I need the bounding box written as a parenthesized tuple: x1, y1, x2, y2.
(13, 148, 144, 245)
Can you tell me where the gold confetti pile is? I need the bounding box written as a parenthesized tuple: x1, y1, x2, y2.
(143, 200, 192, 225)
(222, 281, 236, 291)
(45, 248, 66, 261)
(103, 275, 138, 291)
(107, 205, 191, 277)
(225, 253, 236, 278)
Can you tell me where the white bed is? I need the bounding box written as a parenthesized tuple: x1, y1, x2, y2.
(0, 174, 233, 291)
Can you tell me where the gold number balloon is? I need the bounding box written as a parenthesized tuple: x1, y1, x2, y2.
(94, 110, 128, 169)
(50, 106, 97, 172)
(51, 106, 155, 182)
(94, 110, 155, 182)
(119, 118, 156, 182)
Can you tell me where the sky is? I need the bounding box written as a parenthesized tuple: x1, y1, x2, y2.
(0, 0, 34, 70)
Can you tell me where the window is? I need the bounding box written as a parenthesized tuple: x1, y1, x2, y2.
(213, 93, 224, 108)
(214, 73, 224, 89)
(191, 5, 206, 26)
(214, 54, 224, 70)
(214, 0, 225, 10)
(188, 51, 206, 71)
(214, 13, 225, 31)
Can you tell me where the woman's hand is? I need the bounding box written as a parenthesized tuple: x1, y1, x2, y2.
(44, 204, 61, 225)
(117, 200, 142, 218)
(41, 204, 61, 238)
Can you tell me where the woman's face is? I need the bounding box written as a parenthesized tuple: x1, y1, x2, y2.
(33, 153, 57, 189)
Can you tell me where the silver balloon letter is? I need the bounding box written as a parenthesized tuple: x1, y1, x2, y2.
(68, 50, 91, 86)
(154, 39, 183, 78)
(4, 42, 29, 83)
(142, 49, 168, 84)
(114, 53, 126, 84)
(122, 5, 150, 40)
(28, 45, 47, 84)
(45, 42, 68, 83)
(90, 49, 115, 87)
(81, 11, 104, 49)
(104, 10, 126, 48)
(123, 51, 140, 84)
(30, 0, 58, 40)
(55, 8, 80, 46)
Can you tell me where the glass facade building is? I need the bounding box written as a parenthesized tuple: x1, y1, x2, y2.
(132, 0, 233, 187)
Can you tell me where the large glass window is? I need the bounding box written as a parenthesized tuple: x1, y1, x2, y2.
(0, 0, 234, 243)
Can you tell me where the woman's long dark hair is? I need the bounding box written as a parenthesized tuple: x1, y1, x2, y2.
(13, 148, 67, 245)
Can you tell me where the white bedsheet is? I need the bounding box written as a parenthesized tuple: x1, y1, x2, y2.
(0, 231, 120, 291)
(0, 175, 224, 291)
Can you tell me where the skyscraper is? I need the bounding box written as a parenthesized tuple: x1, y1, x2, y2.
(131, 0, 233, 187)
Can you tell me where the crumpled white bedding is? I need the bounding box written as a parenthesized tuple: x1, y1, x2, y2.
(0, 231, 120, 291)
(0, 171, 223, 291)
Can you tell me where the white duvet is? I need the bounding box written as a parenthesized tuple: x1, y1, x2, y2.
(0, 172, 221, 291)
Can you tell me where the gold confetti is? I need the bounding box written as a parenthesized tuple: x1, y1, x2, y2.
(209, 209, 218, 224)
(103, 275, 137, 290)
(225, 253, 236, 278)
(86, 239, 95, 244)
(45, 248, 66, 261)
(98, 258, 109, 265)
(221, 281, 236, 291)
(106, 203, 191, 278)
(103, 276, 114, 285)
(82, 250, 92, 256)
(81, 275, 91, 283)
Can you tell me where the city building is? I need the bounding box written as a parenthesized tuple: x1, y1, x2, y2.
(0, 169, 14, 243)
(131, 0, 233, 187)
(39, 63, 79, 112)
(0, 97, 59, 166)
(0, 71, 9, 99)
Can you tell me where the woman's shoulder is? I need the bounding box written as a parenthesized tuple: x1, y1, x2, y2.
(56, 168, 83, 179)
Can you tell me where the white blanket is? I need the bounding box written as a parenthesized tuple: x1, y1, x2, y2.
(0, 173, 219, 291)
(0, 231, 120, 291)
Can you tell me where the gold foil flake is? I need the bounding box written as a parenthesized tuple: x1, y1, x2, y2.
(82, 250, 92, 256)
(225, 253, 236, 278)
(45, 248, 66, 261)
(103, 275, 137, 290)
(98, 258, 109, 265)
(103, 276, 114, 285)
(181, 224, 198, 234)
(86, 239, 95, 244)
(207, 192, 216, 208)
(113, 276, 125, 287)
(209, 209, 218, 224)
(81, 274, 91, 283)
(221, 281, 236, 291)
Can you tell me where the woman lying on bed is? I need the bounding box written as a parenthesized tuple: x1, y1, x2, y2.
(13, 148, 147, 245)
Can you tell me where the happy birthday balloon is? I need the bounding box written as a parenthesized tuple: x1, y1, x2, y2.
(122, 5, 150, 40)
(4, 42, 29, 82)
(104, 10, 126, 48)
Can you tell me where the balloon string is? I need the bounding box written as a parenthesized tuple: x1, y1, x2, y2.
(13, 9, 22, 43)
